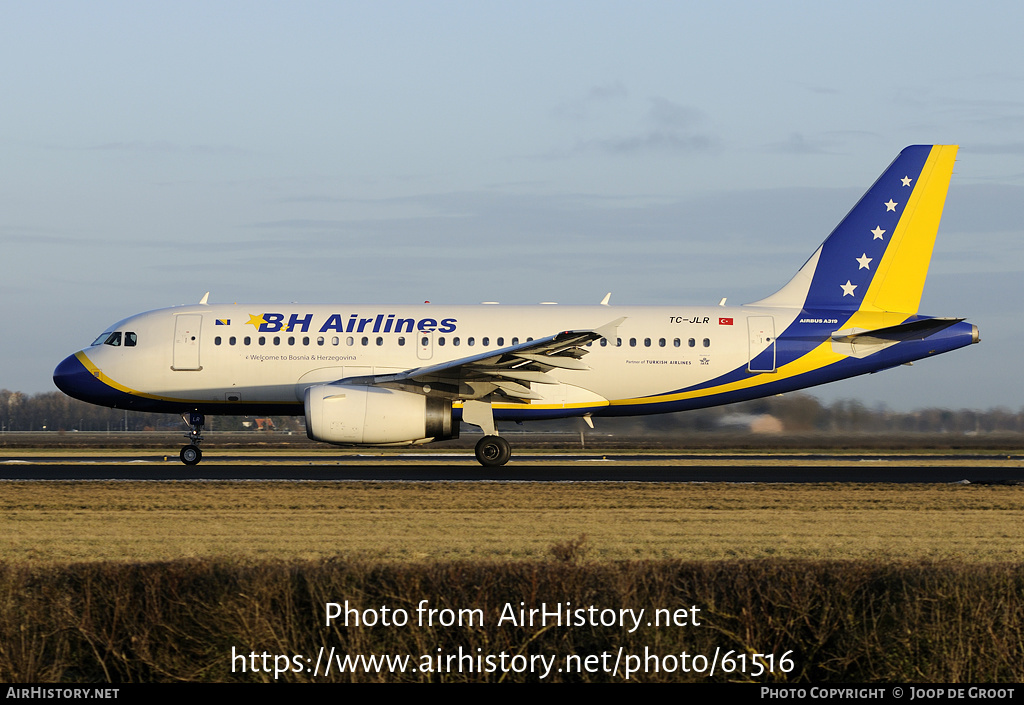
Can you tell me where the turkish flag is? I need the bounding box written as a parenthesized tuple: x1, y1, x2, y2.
(719, 317, 733, 325)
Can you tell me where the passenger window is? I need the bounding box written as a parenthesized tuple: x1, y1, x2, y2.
(303, 336, 310, 346)
(288, 336, 295, 346)
(259, 337, 266, 346)
(644, 338, 651, 347)
(229, 336, 236, 345)
(497, 337, 504, 346)
(703, 338, 710, 347)
(511, 337, 519, 345)
(332, 337, 339, 346)
(467, 337, 475, 346)
(482, 337, 489, 346)
(600, 338, 607, 347)
(398, 337, 406, 346)
(361, 337, 368, 346)
(616, 338, 622, 347)
(421, 336, 429, 347)
(317, 336, 325, 346)
(244, 336, 251, 346)
(376, 337, 383, 346)
(673, 338, 680, 347)
(273, 336, 281, 346)
(215, 336, 222, 346)
(688, 338, 695, 347)
(453, 337, 460, 346)
(438, 337, 446, 347)
(345, 337, 353, 346)
(629, 338, 637, 347)
(125, 332, 137, 347)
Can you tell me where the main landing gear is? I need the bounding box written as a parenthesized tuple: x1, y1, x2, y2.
(463, 400, 512, 467)
(475, 435, 511, 467)
(180, 411, 205, 465)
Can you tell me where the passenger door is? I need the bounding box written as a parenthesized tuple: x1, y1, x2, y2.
(172, 315, 203, 370)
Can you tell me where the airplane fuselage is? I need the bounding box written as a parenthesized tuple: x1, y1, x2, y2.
(55, 301, 977, 420)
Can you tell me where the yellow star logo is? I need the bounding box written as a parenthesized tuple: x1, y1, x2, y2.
(246, 313, 267, 329)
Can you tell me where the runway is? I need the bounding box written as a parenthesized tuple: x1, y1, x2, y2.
(2, 452, 1022, 483)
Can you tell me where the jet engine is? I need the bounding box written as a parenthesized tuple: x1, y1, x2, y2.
(304, 384, 458, 445)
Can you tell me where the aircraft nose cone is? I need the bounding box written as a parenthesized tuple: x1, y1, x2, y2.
(53, 353, 93, 401)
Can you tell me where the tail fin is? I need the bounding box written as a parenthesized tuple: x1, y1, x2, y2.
(749, 145, 958, 314)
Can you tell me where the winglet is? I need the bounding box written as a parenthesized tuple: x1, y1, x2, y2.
(600, 292, 611, 306)
(199, 292, 210, 305)
(593, 316, 626, 341)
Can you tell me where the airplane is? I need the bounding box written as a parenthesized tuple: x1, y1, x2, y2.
(53, 145, 978, 467)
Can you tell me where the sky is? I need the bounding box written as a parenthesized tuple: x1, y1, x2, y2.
(1, 1, 1021, 411)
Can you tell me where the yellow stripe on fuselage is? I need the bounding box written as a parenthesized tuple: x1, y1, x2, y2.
(75, 351, 149, 397)
(607, 309, 908, 408)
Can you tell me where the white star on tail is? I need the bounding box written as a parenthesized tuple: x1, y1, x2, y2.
(871, 226, 886, 239)
(885, 199, 898, 211)
(901, 176, 912, 187)
(841, 280, 857, 297)
(856, 254, 872, 269)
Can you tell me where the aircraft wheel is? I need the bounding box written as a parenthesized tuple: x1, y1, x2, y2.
(180, 445, 203, 465)
(475, 435, 511, 467)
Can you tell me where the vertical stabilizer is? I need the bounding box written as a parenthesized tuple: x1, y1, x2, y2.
(749, 145, 958, 314)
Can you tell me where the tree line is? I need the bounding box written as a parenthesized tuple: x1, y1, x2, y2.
(3, 388, 1023, 436)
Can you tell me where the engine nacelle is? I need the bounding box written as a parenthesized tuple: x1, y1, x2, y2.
(304, 384, 458, 445)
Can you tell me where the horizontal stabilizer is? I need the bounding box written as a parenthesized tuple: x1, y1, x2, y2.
(830, 317, 964, 358)
(831, 317, 963, 344)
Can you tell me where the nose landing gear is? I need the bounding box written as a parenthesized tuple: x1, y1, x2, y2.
(180, 411, 205, 465)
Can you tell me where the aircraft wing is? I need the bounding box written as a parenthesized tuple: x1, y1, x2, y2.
(338, 317, 626, 402)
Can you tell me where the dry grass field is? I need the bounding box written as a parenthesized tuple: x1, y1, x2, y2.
(3, 480, 1023, 564)
(4, 450, 1024, 682)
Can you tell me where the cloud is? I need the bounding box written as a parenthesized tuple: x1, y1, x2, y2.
(766, 133, 832, 155)
(555, 97, 719, 157)
(85, 141, 254, 157)
(963, 142, 1024, 155)
(585, 131, 716, 155)
(551, 81, 628, 121)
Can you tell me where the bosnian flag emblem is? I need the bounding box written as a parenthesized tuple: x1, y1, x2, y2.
(719, 317, 733, 325)
(216, 319, 231, 325)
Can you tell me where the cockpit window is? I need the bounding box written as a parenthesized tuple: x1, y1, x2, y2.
(90, 331, 138, 347)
